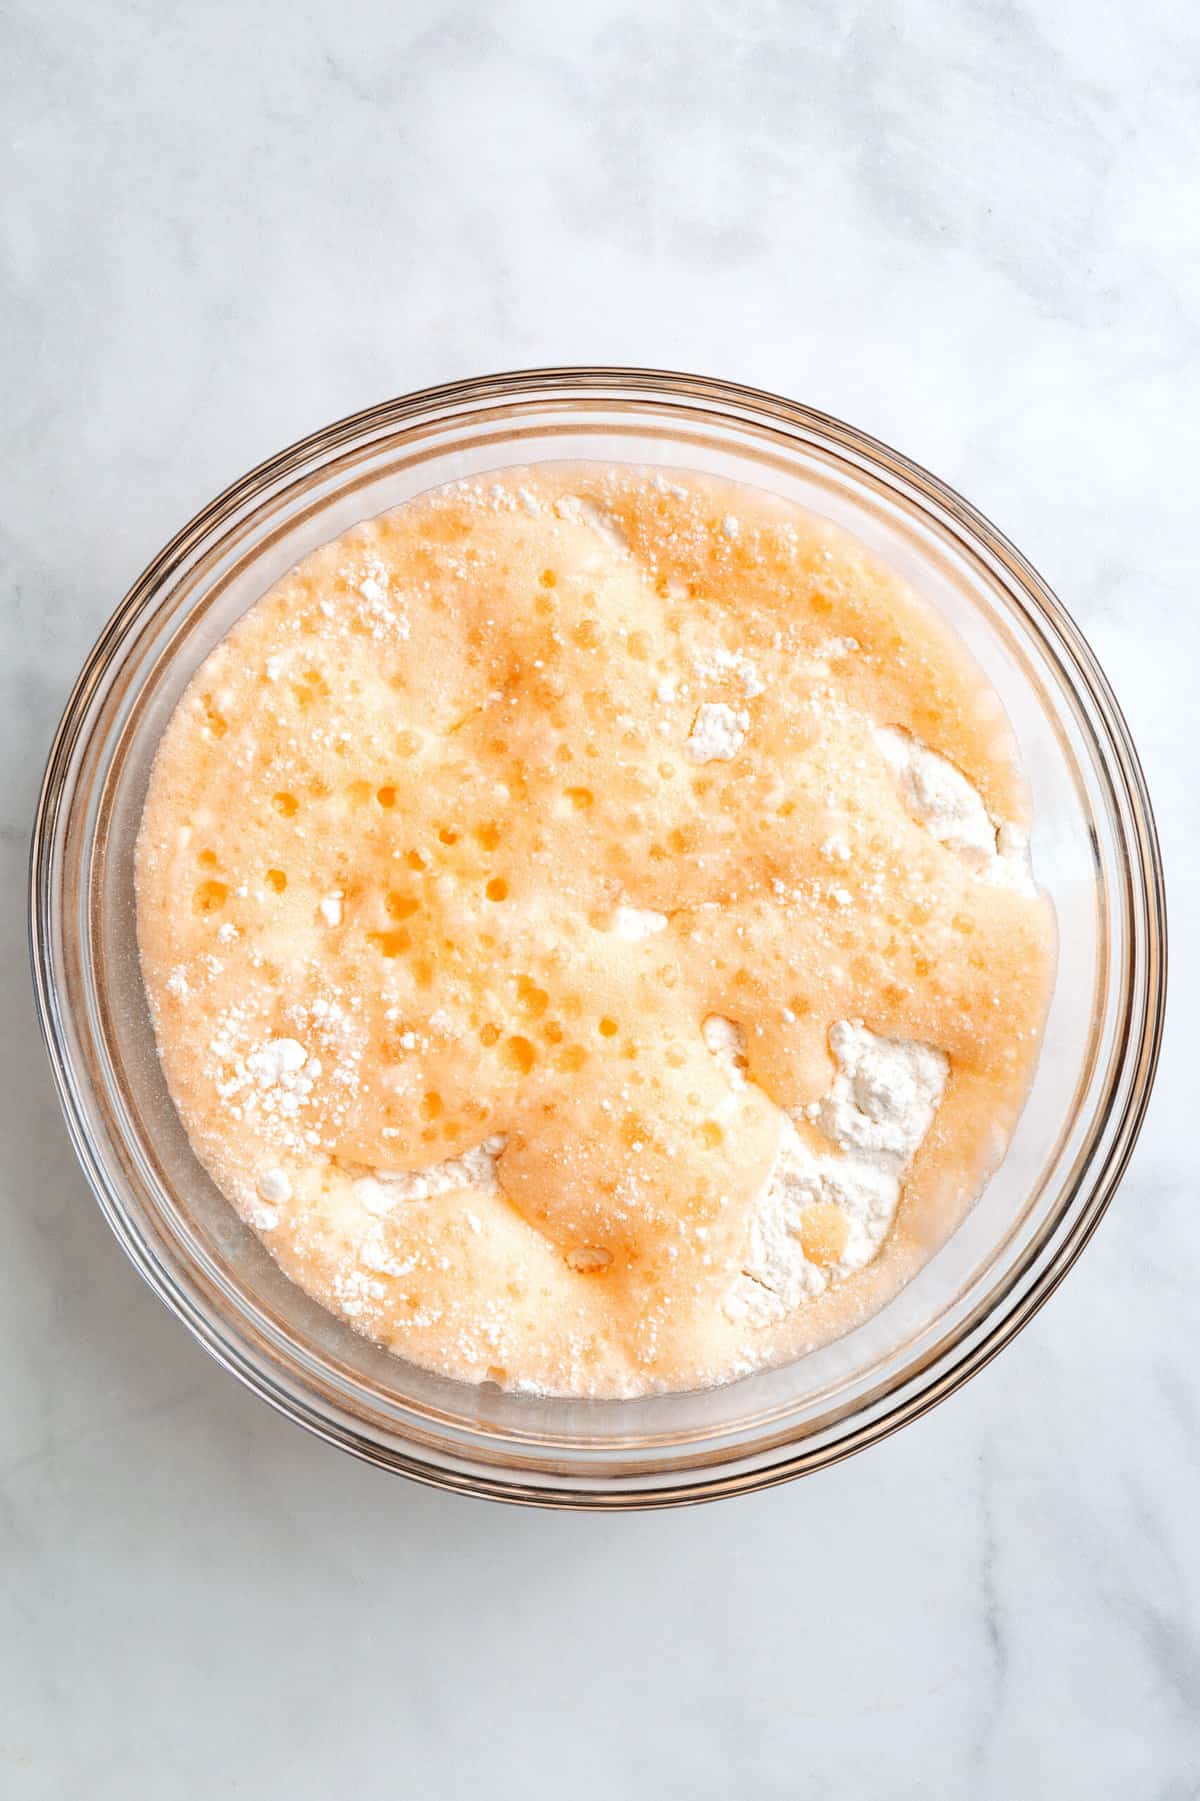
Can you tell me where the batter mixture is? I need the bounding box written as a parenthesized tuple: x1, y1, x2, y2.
(136, 466, 1054, 1396)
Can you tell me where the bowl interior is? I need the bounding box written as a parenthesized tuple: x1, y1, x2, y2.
(36, 377, 1160, 1500)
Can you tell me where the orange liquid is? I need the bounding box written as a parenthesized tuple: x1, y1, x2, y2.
(136, 466, 1054, 1395)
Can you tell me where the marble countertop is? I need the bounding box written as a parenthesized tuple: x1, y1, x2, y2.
(3, 2, 1195, 1793)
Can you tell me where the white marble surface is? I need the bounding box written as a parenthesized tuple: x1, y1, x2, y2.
(3, 1, 1196, 1793)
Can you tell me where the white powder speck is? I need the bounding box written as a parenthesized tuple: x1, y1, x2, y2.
(357, 1224, 418, 1277)
(319, 892, 343, 927)
(691, 647, 765, 698)
(708, 1018, 948, 1324)
(612, 905, 669, 941)
(651, 473, 689, 500)
(875, 726, 1035, 893)
(701, 1014, 748, 1075)
(814, 636, 860, 662)
(257, 1167, 292, 1205)
(686, 702, 750, 763)
(355, 1135, 507, 1216)
(721, 514, 740, 539)
(245, 1037, 308, 1086)
(820, 836, 852, 863)
(810, 1021, 947, 1159)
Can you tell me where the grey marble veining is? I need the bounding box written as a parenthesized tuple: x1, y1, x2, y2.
(2, 2, 1196, 1794)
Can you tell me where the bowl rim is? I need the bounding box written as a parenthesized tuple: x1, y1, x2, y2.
(29, 365, 1168, 1508)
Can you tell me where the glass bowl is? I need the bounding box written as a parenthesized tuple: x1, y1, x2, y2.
(29, 369, 1166, 1508)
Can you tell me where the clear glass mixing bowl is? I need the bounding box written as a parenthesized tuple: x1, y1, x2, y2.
(29, 370, 1166, 1507)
